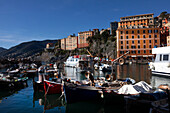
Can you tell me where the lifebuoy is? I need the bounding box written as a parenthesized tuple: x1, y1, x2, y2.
(119, 58, 125, 65)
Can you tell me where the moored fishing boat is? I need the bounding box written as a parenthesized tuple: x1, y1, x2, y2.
(103, 81, 168, 112)
(64, 80, 103, 104)
(64, 56, 80, 67)
(43, 76, 63, 95)
(94, 63, 113, 72)
(0, 74, 28, 90)
(149, 46, 170, 77)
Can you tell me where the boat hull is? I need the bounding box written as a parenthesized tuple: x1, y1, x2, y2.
(64, 82, 102, 104)
(103, 90, 125, 105)
(152, 71, 170, 77)
(44, 80, 62, 95)
(0, 79, 28, 90)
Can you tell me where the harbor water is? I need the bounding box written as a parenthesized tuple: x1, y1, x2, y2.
(0, 64, 170, 113)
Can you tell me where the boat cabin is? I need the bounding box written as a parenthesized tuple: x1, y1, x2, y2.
(152, 46, 170, 62)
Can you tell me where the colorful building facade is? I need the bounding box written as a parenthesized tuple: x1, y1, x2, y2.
(61, 38, 66, 50)
(160, 16, 170, 45)
(78, 30, 94, 48)
(117, 13, 160, 59)
(65, 35, 78, 50)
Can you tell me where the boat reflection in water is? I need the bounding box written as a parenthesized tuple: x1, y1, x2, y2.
(116, 64, 151, 83)
(0, 90, 17, 102)
(151, 75, 170, 88)
(33, 91, 65, 112)
(64, 67, 111, 81)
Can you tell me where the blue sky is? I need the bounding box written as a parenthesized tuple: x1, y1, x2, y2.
(0, 0, 169, 49)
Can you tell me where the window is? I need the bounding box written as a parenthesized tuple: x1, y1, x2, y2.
(126, 36, 128, 39)
(143, 30, 145, 33)
(155, 35, 157, 38)
(131, 45, 136, 49)
(138, 40, 140, 43)
(143, 40, 146, 43)
(132, 31, 134, 34)
(148, 30, 152, 33)
(126, 31, 128, 34)
(138, 35, 140, 38)
(121, 41, 123, 44)
(155, 40, 157, 43)
(163, 55, 169, 61)
(121, 46, 123, 49)
(121, 31, 123, 34)
(144, 45, 146, 48)
(160, 54, 162, 61)
(149, 35, 151, 38)
(138, 50, 140, 54)
(134, 51, 136, 54)
(137, 30, 140, 34)
(121, 36, 123, 39)
(138, 45, 140, 48)
(132, 41, 134, 44)
(127, 41, 129, 44)
(143, 35, 145, 38)
(149, 45, 152, 48)
(149, 50, 152, 53)
(144, 50, 146, 53)
(132, 36, 134, 39)
(154, 30, 158, 33)
(149, 40, 151, 43)
(127, 46, 129, 49)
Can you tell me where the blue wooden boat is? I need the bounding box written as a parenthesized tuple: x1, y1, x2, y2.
(64, 81, 103, 104)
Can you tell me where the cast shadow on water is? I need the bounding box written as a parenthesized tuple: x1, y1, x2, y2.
(66, 101, 125, 113)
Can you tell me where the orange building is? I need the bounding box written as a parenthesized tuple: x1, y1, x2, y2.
(65, 35, 78, 50)
(119, 13, 154, 29)
(78, 30, 94, 48)
(117, 13, 160, 59)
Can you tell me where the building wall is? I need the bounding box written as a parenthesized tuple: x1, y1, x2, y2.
(167, 36, 170, 46)
(119, 14, 154, 29)
(160, 18, 169, 45)
(61, 38, 66, 50)
(110, 21, 118, 35)
(116, 13, 160, 58)
(78, 31, 94, 48)
(65, 35, 78, 50)
(117, 27, 160, 58)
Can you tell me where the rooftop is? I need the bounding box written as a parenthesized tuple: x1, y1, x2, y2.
(120, 13, 154, 19)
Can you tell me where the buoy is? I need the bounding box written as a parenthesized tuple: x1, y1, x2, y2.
(119, 58, 125, 65)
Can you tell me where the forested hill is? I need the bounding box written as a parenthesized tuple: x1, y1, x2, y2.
(0, 40, 58, 58)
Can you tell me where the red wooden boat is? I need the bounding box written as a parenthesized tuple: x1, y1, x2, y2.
(44, 78, 63, 95)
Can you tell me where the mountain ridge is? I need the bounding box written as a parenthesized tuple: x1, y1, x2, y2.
(0, 47, 7, 53)
(0, 40, 58, 58)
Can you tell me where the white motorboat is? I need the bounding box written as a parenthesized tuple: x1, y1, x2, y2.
(149, 46, 170, 76)
(64, 56, 80, 67)
(94, 63, 112, 72)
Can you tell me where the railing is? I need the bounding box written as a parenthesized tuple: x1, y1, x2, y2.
(112, 51, 130, 63)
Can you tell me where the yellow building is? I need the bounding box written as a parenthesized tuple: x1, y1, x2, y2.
(61, 38, 66, 50)
(65, 35, 78, 50)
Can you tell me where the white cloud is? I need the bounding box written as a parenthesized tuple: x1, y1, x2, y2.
(0, 35, 22, 43)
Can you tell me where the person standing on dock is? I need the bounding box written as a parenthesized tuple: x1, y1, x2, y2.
(38, 65, 45, 82)
(85, 71, 95, 86)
